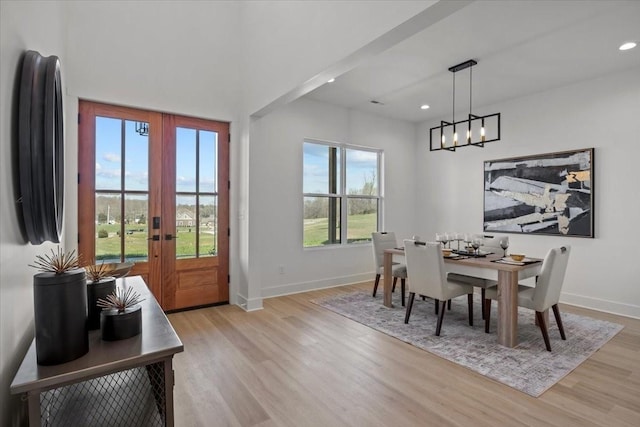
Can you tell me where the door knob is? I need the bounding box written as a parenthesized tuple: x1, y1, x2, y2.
(165, 234, 179, 241)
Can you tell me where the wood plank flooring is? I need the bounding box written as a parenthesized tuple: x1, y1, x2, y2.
(169, 282, 640, 426)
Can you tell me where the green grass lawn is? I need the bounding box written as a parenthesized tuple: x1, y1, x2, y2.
(303, 213, 376, 247)
(95, 224, 217, 261)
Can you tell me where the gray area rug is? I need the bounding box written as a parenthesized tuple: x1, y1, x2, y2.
(311, 290, 623, 397)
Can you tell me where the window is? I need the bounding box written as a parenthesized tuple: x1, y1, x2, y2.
(303, 140, 381, 247)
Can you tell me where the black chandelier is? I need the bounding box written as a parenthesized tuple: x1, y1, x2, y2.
(135, 121, 149, 136)
(429, 59, 500, 152)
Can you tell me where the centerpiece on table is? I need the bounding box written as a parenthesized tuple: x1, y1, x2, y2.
(30, 248, 88, 365)
(97, 286, 145, 341)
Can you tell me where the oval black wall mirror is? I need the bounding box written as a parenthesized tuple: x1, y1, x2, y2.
(18, 50, 64, 244)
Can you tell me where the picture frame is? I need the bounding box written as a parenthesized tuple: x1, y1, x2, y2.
(483, 148, 594, 237)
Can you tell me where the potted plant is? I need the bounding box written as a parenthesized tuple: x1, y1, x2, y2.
(97, 287, 145, 341)
(30, 248, 88, 365)
(85, 263, 116, 330)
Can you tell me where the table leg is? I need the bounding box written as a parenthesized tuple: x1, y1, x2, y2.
(383, 251, 393, 308)
(28, 392, 41, 427)
(497, 270, 518, 348)
(164, 358, 175, 427)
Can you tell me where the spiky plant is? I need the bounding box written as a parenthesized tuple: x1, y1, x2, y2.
(30, 248, 80, 274)
(97, 287, 144, 313)
(85, 262, 115, 283)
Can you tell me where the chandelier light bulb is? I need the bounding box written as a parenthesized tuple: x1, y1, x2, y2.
(453, 131, 458, 146)
(441, 134, 446, 148)
(481, 126, 486, 142)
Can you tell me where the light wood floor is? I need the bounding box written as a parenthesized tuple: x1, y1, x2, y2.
(169, 282, 640, 427)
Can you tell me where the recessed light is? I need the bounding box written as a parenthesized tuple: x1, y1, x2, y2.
(327, 78, 335, 83)
(619, 42, 637, 51)
(420, 104, 430, 110)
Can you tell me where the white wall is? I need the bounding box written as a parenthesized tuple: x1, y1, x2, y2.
(248, 98, 417, 301)
(0, 1, 67, 425)
(416, 67, 640, 318)
(62, 0, 243, 255)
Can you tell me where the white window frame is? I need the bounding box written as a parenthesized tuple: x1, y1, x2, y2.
(303, 138, 383, 248)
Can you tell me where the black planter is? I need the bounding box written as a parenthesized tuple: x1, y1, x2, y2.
(86, 277, 116, 330)
(100, 305, 142, 341)
(33, 268, 88, 365)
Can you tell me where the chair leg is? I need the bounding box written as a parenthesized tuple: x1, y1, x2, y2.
(467, 293, 474, 326)
(435, 299, 439, 315)
(484, 299, 491, 333)
(552, 304, 567, 340)
(404, 292, 416, 324)
(435, 300, 447, 336)
(372, 274, 380, 297)
(447, 299, 452, 310)
(536, 311, 552, 351)
(401, 279, 406, 307)
(392, 277, 397, 292)
(481, 288, 486, 320)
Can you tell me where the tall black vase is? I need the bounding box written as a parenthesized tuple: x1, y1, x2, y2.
(87, 277, 116, 330)
(33, 268, 88, 365)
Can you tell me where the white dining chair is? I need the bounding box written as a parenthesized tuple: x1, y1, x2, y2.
(448, 234, 508, 319)
(371, 232, 407, 306)
(403, 240, 474, 335)
(484, 246, 571, 351)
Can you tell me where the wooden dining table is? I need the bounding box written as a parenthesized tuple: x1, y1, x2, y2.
(383, 248, 543, 348)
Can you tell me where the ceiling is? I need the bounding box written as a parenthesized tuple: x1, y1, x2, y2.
(304, 0, 640, 124)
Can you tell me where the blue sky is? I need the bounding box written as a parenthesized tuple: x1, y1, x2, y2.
(95, 117, 217, 199)
(303, 142, 378, 194)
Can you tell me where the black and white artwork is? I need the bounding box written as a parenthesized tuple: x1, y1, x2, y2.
(483, 148, 594, 237)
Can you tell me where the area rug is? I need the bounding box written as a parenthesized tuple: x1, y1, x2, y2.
(311, 291, 623, 397)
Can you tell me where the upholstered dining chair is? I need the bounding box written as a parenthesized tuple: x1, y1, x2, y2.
(484, 246, 571, 351)
(403, 240, 474, 335)
(371, 232, 407, 306)
(447, 234, 508, 319)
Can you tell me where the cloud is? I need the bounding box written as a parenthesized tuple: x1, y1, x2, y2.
(103, 152, 121, 163)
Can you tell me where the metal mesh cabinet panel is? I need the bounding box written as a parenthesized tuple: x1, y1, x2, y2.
(39, 363, 166, 426)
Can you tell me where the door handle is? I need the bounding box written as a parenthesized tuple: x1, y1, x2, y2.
(147, 235, 160, 241)
(165, 234, 179, 241)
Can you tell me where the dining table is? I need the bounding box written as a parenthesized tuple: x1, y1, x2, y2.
(383, 248, 543, 348)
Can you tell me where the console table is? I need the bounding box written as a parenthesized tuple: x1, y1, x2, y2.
(11, 276, 184, 426)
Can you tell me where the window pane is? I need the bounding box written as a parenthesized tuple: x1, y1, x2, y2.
(95, 117, 122, 191)
(303, 142, 340, 194)
(176, 127, 197, 193)
(199, 131, 217, 193)
(95, 193, 121, 262)
(176, 195, 197, 258)
(124, 194, 148, 262)
(303, 196, 341, 247)
(199, 195, 217, 256)
(347, 198, 378, 243)
(346, 149, 378, 196)
(124, 120, 149, 191)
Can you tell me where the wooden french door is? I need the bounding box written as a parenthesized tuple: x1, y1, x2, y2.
(78, 101, 229, 310)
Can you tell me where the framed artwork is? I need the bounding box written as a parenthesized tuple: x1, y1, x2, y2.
(483, 148, 594, 237)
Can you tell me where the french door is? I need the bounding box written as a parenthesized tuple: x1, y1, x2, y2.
(78, 101, 229, 310)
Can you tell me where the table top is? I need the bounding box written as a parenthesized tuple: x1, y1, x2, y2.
(10, 276, 184, 394)
(385, 247, 542, 272)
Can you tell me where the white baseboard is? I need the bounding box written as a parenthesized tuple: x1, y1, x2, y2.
(261, 272, 373, 299)
(235, 294, 263, 312)
(561, 292, 640, 319)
